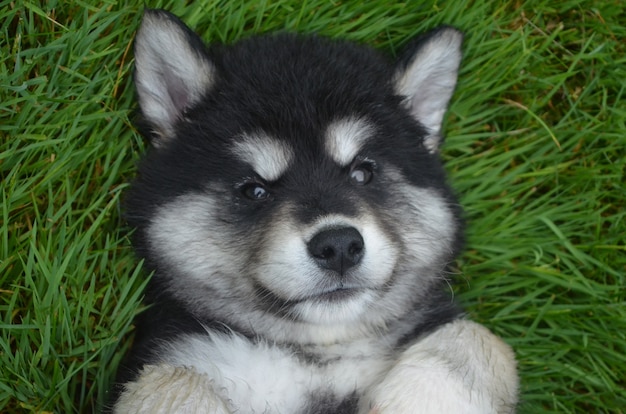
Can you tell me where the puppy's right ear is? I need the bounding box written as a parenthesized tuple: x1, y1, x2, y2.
(134, 9, 215, 146)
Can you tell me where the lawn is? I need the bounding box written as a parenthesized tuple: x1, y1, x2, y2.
(1, 0, 624, 412)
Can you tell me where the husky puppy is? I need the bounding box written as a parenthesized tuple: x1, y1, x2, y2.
(112, 9, 518, 414)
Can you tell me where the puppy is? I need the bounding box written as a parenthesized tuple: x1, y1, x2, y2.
(111, 9, 518, 413)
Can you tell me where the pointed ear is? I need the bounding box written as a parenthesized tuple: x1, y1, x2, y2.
(394, 27, 463, 152)
(134, 9, 215, 146)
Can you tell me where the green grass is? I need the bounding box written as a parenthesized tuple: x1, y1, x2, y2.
(2, 0, 624, 412)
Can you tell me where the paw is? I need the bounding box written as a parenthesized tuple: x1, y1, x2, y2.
(114, 364, 231, 414)
(362, 319, 518, 414)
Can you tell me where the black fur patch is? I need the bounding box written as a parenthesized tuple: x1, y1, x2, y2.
(303, 391, 359, 414)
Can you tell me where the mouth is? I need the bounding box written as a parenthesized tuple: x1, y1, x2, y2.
(304, 284, 366, 303)
(255, 282, 362, 306)
(312, 286, 359, 302)
(280, 284, 363, 305)
(292, 285, 377, 325)
(253, 282, 372, 324)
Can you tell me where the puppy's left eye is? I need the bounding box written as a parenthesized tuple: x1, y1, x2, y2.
(349, 161, 374, 185)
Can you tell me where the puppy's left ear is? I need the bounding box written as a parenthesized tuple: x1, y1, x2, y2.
(394, 27, 463, 153)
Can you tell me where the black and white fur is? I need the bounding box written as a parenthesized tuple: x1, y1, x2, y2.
(111, 9, 518, 413)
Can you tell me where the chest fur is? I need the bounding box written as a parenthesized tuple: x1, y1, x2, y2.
(161, 332, 393, 413)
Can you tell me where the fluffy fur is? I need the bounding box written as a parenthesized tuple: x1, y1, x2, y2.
(110, 9, 518, 413)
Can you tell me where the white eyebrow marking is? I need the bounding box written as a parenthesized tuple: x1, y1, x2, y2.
(324, 117, 374, 166)
(231, 133, 294, 181)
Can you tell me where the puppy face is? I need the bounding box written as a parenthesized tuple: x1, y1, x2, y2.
(127, 10, 464, 342)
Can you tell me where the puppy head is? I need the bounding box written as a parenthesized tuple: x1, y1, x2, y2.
(127, 9, 464, 342)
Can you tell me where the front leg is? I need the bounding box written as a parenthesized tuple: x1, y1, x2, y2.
(114, 364, 231, 414)
(361, 319, 518, 414)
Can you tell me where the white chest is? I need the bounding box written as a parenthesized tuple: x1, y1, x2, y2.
(163, 332, 392, 413)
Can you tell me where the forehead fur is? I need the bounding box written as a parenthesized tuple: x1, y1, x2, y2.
(231, 133, 294, 181)
(325, 118, 374, 166)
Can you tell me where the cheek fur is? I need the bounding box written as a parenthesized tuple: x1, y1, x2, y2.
(147, 192, 260, 289)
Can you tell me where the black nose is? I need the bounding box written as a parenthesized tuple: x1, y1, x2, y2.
(307, 227, 364, 275)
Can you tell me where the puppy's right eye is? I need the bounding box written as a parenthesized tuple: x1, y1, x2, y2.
(240, 182, 270, 201)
